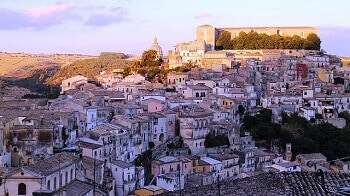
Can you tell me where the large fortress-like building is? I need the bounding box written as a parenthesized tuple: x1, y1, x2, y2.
(197, 24, 318, 51)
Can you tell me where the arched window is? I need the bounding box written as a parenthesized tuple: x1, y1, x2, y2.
(60, 174, 62, 188)
(47, 180, 51, 190)
(70, 169, 73, 181)
(18, 183, 26, 195)
(65, 171, 68, 184)
(194, 120, 199, 128)
(54, 177, 57, 190)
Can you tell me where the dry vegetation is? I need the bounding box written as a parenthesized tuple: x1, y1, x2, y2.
(340, 56, 350, 66)
(0, 52, 96, 77)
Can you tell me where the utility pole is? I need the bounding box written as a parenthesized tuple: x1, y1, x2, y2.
(58, 154, 61, 196)
(178, 168, 181, 196)
(93, 153, 96, 195)
(217, 174, 220, 196)
(177, 164, 182, 196)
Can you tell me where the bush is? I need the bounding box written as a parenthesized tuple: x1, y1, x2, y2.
(204, 133, 229, 148)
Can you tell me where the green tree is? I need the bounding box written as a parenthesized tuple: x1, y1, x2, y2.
(147, 68, 161, 81)
(291, 35, 304, 49)
(305, 33, 321, 50)
(339, 111, 350, 124)
(204, 133, 229, 148)
(216, 31, 232, 50)
(237, 105, 245, 116)
(223, 31, 321, 50)
(245, 31, 259, 49)
(141, 50, 161, 67)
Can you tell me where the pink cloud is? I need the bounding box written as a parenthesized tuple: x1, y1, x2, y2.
(27, 3, 72, 19)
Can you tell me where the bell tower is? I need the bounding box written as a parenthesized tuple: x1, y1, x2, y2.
(285, 143, 292, 161)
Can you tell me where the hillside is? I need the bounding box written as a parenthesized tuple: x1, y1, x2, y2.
(0, 52, 132, 96)
(340, 56, 350, 66)
(5, 66, 61, 96)
(0, 52, 96, 78)
(46, 52, 132, 85)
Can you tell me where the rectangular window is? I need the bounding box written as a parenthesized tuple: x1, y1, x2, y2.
(153, 118, 158, 125)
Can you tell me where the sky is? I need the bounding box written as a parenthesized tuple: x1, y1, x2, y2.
(0, 0, 349, 57)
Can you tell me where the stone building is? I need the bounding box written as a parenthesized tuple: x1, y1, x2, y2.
(0, 152, 87, 195)
(176, 105, 214, 154)
(60, 75, 88, 94)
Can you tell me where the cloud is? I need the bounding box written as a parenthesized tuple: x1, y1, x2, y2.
(0, 3, 78, 30)
(194, 12, 212, 19)
(27, 4, 72, 19)
(84, 7, 128, 26)
(0, 8, 29, 29)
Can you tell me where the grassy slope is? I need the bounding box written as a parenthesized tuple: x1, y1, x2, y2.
(0, 52, 96, 77)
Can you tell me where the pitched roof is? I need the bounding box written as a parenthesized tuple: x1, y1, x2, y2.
(75, 141, 103, 150)
(25, 152, 79, 176)
(82, 156, 104, 171)
(111, 160, 134, 169)
(56, 180, 94, 196)
(166, 172, 350, 196)
(187, 84, 212, 91)
(208, 153, 239, 161)
(297, 153, 327, 161)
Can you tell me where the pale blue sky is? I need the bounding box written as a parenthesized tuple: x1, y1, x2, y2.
(0, 0, 349, 56)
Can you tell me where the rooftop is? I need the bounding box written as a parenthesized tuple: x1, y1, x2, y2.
(25, 152, 79, 176)
(158, 156, 178, 163)
(56, 180, 93, 196)
(166, 171, 350, 196)
(82, 156, 104, 171)
(111, 160, 134, 169)
(186, 84, 212, 91)
(208, 153, 239, 161)
(200, 157, 221, 165)
(75, 141, 103, 150)
(297, 153, 327, 161)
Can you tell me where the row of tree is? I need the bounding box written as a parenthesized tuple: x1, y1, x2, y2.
(216, 31, 321, 50)
(241, 109, 350, 161)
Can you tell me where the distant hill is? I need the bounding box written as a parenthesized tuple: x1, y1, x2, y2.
(46, 52, 132, 85)
(0, 52, 132, 95)
(0, 52, 95, 77)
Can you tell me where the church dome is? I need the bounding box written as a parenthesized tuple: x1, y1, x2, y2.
(149, 37, 163, 60)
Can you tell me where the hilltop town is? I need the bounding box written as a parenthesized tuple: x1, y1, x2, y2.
(1, 24, 350, 196)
